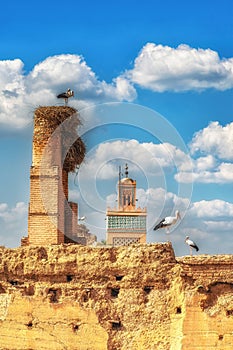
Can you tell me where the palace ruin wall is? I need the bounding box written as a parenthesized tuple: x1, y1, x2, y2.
(0, 243, 233, 350)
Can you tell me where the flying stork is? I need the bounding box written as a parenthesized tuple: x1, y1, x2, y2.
(153, 210, 181, 240)
(185, 236, 199, 255)
(57, 88, 74, 105)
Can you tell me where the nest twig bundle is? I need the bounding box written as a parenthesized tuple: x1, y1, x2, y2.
(34, 106, 86, 172)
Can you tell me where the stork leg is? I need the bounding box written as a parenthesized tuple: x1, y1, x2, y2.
(190, 246, 193, 256)
(165, 228, 170, 242)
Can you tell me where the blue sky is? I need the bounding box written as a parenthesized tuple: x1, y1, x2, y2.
(0, 0, 233, 255)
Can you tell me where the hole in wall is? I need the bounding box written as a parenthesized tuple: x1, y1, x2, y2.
(218, 335, 224, 340)
(72, 324, 79, 332)
(9, 280, 19, 286)
(111, 321, 121, 330)
(226, 310, 233, 316)
(144, 286, 153, 295)
(176, 307, 182, 314)
(26, 321, 33, 329)
(111, 288, 120, 298)
(48, 288, 61, 303)
(66, 275, 74, 282)
(115, 275, 124, 281)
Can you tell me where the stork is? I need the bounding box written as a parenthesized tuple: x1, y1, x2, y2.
(153, 210, 181, 240)
(57, 88, 74, 105)
(185, 236, 199, 255)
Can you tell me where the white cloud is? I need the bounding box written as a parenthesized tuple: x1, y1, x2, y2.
(195, 155, 216, 171)
(78, 139, 192, 180)
(0, 202, 28, 247)
(175, 162, 233, 184)
(0, 203, 8, 212)
(0, 202, 27, 223)
(27, 54, 136, 102)
(0, 59, 28, 128)
(176, 122, 233, 184)
(190, 199, 233, 218)
(0, 59, 24, 92)
(204, 220, 233, 232)
(190, 121, 233, 160)
(0, 54, 136, 130)
(126, 43, 233, 92)
(1, 44, 232, 130)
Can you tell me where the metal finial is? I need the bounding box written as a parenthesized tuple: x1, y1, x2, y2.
(125, 163, 128, 177)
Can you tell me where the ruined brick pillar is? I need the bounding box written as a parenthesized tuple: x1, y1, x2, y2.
(25, 106, 85, 246)
(65, 202, 78, 243)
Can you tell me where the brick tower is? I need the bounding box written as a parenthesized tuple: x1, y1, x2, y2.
(22, 106, 85, 246)
(106, 164, 147, 246)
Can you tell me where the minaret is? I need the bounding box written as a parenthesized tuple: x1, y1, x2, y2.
(106, 164, 147, 246)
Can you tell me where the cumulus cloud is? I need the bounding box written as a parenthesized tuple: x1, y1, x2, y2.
(175, 162, 233, 184)
(190, 199, 233, 218)
(176, 122, 233, 184)
(0, 54, 136, 130)
(190, 121, 233, 160)
(1, 44, 233, 129)
(126, 43, 233, 92)
(78, 139, 192, 180)
(78, 133, 233, 186)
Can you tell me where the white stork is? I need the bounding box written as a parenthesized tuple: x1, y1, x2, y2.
(185, 236, 199, 255)
(57, 88, 74, 105)
(153, 210, 181, 240)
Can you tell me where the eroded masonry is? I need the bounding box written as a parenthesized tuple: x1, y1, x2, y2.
(22, 106, 88, 246)
(0, 243, 233, 350)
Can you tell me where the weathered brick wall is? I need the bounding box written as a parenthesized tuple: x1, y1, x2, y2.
(27, 107, 78, 246)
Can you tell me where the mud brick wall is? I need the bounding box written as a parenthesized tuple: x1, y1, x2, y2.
(0, 243, 232, 350)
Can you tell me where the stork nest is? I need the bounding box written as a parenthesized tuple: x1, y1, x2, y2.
(34, 106, 86, 172)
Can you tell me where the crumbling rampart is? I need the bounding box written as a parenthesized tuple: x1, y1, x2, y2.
(0, 244, 232, 349)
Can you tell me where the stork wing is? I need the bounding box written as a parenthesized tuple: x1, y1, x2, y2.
(57, 92, 67, 99)
(153, 218, 165, 231)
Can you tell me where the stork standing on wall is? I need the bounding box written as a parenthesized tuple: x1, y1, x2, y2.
(185, 236, 199, 255)
(57, 89, 74, 105)
(153, 210, 181, 240)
